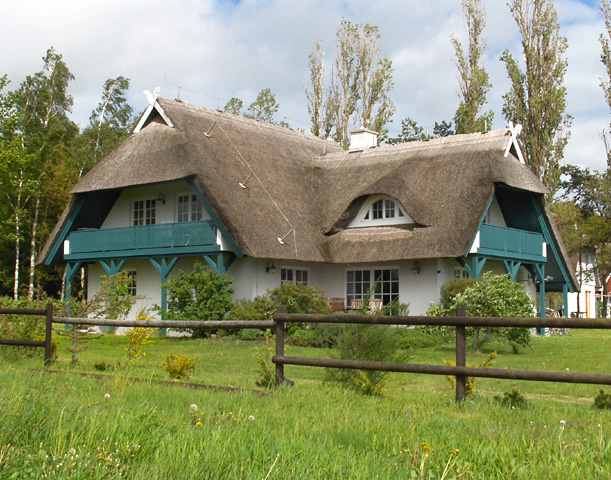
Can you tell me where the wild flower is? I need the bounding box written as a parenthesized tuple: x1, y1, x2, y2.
(104, 393, 111, 400)
(248, 415, 255, 421)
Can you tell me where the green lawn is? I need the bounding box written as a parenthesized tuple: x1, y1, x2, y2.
(0, 329, 610, 478)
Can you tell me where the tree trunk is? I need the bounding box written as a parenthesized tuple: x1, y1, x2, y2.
(27, 195, 40, 300)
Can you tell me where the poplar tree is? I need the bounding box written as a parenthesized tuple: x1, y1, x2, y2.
(452, 0, 494, 134)
(307, 20, 394, 148)
(500, 0, 571, 195)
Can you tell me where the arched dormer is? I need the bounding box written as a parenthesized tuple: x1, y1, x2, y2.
(348, 195, 414, 228)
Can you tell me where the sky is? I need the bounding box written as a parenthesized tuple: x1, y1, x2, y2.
(1, 0, 610, 171)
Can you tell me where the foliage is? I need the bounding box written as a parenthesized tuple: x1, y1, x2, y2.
(161, 353, 198, 379)
(443, 351, 498, 397)
(309, 20, 394, 147)
(245, 88, 279, 124)
(381, 298, 410, 316)
(495, 387, 528, 409)
(387, 117, 455, 145)
(394, 328, 447, 351)
(428, 273, 535, 352)
(125, 307, 156, 364)
(226, 296, 276, 340)
(594, 389, 611, 409)
(325, 324, 403, 395)
(452, 0, 494, 134)
(500, 0, 572, 196)
(223, 97, 244, 116)
(267, 282, 331, 315)
(161, 263, 234, 338)
(254, 330, 276, 388)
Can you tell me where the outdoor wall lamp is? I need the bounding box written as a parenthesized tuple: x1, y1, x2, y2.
(266, 261, 277, 273)
(411, 262, 421, 274)
(157, 193, 166, 205)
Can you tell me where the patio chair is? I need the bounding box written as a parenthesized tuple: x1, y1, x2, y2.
(350, 298, 363, 311)
(329, 297, 346, 312)
(368, 298, 383, 314)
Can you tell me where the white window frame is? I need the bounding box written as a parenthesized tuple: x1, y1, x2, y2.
(133, 199, 156, 226)
(280, 267, 309, 285)
(176, 194, 203, 223)
(345, 267, 399, 307)
(348, 195, 414, 228)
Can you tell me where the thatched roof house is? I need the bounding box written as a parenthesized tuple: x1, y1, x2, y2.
(41, 95, 577, 317)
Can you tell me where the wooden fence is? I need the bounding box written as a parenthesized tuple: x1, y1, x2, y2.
(2, 304, 611, 402)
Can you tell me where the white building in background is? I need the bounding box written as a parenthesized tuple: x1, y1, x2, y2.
(40, 94, 578, 321)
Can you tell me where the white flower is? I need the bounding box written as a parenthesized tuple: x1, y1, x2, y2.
(190, 404, 198, 411)
(560, 420, 566, 426)
(248, 415, 255, 421)
(68, 448, 76, 456)
(104, 393, 111, 400)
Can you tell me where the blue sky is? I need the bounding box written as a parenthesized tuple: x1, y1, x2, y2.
(1, 0, 609, 171)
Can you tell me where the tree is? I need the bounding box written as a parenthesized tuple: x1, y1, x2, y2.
(452, 0, 494, 134)
(245, 88, 279, 124)
(387, 117, 427, 144)
(223, 97, 243, 116)
(73, 77, 133, 178)
(305, 41, 325, 137)
(433, 120, 454, 138)
(7, 48, 78, 300)
(500, 0, 572, 195)
(309, 20, 394, 148)
(161, 263, 234, 338)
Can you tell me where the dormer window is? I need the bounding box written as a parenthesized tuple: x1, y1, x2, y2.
(349, 195, 413, 228)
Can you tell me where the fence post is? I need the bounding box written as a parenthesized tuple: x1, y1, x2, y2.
(44, 302, 53, 367)
(275, 306, 285, 386)
(455, 306, 467, 402)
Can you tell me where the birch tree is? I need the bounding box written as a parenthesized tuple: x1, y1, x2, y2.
(452, 0, 494, 134)
(500, 0, 571, 195)
(305, 41, 325, 137)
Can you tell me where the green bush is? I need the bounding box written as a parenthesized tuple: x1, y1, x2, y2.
(254, 330, 276, 388)
(495, 388, 527, 409)
(161, 353, 198, 379)
(428, 273, 535, 353)
(267, 282, 331, 314)
(325, 324, 403, 396)
(394, 327, 447, 350)
(594, 389, 611, 409)
(161, 263, 234, 338)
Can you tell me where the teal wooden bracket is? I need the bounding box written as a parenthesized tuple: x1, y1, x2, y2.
(563, 284, 569, 318)
(45, 196, 86, 265)
(466, 194, 495, 253)
(100, 260, 126, 276)
(64, 261, 82, 317)
(502, 260, 522, 280)
(203, 253, 228, 274)
(150, 257, 178, 334)
(187, 179, 244, 257)
(532, 198, 575, 293)
(456, 256, 487, 279)
(533, 263, 546, 320)
(223, 253, 236, 271)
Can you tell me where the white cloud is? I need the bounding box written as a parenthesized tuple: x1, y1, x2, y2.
(1, 0, 609, 170)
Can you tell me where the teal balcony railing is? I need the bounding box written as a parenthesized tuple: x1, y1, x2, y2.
(477, 224, 545, 261)
(66, 220, 217, 258)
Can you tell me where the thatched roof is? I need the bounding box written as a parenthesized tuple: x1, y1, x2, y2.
(40, 98, 576, 289)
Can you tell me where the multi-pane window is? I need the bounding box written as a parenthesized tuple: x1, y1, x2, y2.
(454, 268, 470, 279)
(126, 271, 137, 296)
(177, 195, 203, 222)
(133, 200, 156, 226)
(346, 268, 399, 307)
(281, 268, 308, 285)
(362, 198, 406, 222)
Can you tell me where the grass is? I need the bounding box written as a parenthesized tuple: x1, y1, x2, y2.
(1, 329, 611, 478)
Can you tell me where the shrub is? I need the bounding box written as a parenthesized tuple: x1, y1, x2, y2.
(125, 307, 156, 364)
(162, 353, 198, 379)
(267, 282, 331, 314)
(161, 263, 234, 338)
(429, 273, 535, 353)
(227, 296, 276, 339)
(443, 351, 497, 398)
(495, 388, 527, 409)
(394, 328, 446, 350)
(254, 330, 276, 388)
(325, 324, 403, 396)
(594, 389, 611, 409)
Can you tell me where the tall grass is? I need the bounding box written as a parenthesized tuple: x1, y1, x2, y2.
(0, 330, 610, 478)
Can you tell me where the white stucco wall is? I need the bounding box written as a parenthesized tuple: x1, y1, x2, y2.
(102, 181, 211, 229)
(567, 254, 597, 317)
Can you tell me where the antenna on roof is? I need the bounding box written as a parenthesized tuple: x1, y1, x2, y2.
(204, 121, 217, 138)
(239, 172, 253, 189)
(277, 228, 294, 245)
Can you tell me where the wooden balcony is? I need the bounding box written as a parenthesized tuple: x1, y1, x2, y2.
(64, 220, 219, 260)
(475, 224, 546, 263)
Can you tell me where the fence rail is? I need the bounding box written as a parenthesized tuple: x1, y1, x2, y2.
(2, 305, 611, 402)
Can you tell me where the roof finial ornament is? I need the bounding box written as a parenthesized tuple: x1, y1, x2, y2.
(143, 87, 161, 106)
(505, 121, 525, 164)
